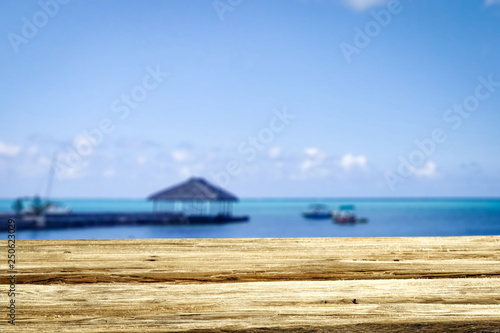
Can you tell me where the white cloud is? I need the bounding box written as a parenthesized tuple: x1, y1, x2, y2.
(15, 155, 52, 178)
(486, 0, 500, 5)
(171, 149, 193, 162)
(0, 141, 21, 156)
(178, 166, 191, 178)
(137, 156, 146, 165)
(72, 134, 97, 156)
(268, 146, 282, 159)
(103, 168, 116, 178)
(342, 0, 387, 11)
(116, 138, 160, 149)
(300, 159, 314, 172)
(27, 145, 40, 156)
(59, 160, 89, 179)
(294, 147, 330, 179)
(304, 147, 319, 157)
(339, 154, 367, 171)
(38, 155, 51, 166)
(53, 151, 89, 180)
(177, 163, 205, 178)
(300, 147, 326, 171)
(413, 161, 437, 178)
(204, 151, 218, 162)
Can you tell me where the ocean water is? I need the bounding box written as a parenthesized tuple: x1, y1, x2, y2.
(1, 198, 499, 240)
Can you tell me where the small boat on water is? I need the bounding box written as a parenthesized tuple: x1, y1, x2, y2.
(332, 205, 368, 223)
(302, 204, 332, 219)
(12, 195, 71, 215)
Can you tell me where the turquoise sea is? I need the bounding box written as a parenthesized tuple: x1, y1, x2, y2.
(1, 198, 499, 240)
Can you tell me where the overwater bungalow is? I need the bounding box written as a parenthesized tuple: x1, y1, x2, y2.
(147, 177, 249, 223)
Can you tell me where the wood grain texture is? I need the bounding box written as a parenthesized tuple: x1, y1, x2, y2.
(1, 236, 500, 332)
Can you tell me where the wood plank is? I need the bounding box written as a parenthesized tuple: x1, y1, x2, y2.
(1, 236, 500, 332)
(3, 236, 500, 284)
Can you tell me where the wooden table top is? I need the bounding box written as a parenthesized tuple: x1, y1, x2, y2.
(1, 236, 499, 332)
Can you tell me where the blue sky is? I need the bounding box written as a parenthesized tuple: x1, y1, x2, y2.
(1, 0, 500, 198)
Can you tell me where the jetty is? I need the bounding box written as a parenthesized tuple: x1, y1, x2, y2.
(1, 177, 249, 230)
(1, 236, 499, 332)
(0, 212, 186, 230)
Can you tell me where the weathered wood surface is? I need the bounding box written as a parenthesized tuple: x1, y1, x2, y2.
(1, 236, 500, 332)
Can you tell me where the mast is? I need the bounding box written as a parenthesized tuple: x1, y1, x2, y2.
(45, 152, 58, 201)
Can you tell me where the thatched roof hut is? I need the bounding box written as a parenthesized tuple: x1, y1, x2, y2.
(147, 177, 239, 216)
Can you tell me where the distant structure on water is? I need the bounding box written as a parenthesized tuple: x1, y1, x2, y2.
(0, 177, 248, 231)
(148, 177, 249, 223)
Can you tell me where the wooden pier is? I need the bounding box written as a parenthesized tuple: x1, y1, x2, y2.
(1, 236, 500, 332)
(0, 212, 249, 230)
